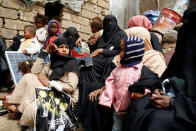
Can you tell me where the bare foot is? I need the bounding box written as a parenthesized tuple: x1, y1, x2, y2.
(0, 96, 6, 100)
(7, 105, 17, 112)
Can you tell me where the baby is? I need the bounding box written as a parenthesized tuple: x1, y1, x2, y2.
(18, 25, 40, 55)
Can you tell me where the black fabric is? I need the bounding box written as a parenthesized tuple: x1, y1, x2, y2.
(77, 62, 116, 131)
(38, 50, 48, 59)
(124, 4, 196, 131)
(0, 37, 10, 87)
(8, 35, 24, 51)
(161, 6, 196, 97)
(63, 26, 80, 50)
(76, 15, 126, 131)
(129, 65, 161, 94)
(150, 32, 163, 53)
(50, 53, 77, 80)
(50, 38, 78, 80)
(96, 15, 126, 57)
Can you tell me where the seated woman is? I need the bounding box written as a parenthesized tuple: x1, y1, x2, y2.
(90, 14, 127, 80)
(77, 15, 127, 131)
(3, 37, 79, 127)
(123, 4, 196, 131)
(63, 26, 90, 57)
(128, 15, 163, 53)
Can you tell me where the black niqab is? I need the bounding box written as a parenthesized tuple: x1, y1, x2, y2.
(63, 26, 80, 50)
(97, 15, 121, 48)
(161, 3, 196, 97)
(50, 37, 78, 80)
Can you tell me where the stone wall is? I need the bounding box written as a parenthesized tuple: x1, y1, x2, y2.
(0, 0, 110, 48)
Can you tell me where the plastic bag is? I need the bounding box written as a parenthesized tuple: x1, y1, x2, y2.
(35, 87, 78, 131)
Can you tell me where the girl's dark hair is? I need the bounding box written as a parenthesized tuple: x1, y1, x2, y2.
(18, 60, 34, 74)
(34, 13, 47, 25)
(90, 16, 103, 30)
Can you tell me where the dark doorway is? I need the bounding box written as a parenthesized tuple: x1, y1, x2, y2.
(45, 2, 63, 22)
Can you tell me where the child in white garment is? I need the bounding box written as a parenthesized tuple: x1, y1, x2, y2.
(18, 25, 40, 55)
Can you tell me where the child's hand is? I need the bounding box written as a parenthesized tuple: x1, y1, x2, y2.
(46, 43, 57, 53)
(23, 50, 28, 54)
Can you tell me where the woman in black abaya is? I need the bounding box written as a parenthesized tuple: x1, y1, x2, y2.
(90, 14, 127, 80)
(77, 15, 126, 131)
(123, 4, 196, 131)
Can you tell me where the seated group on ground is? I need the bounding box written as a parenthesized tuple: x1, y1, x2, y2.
(0, 4, 196, 131)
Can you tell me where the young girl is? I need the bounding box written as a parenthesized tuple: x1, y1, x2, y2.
(18, 60, 34, 75)
(18, 25, 40, 55)
(45, 20, 62, 47)
(99, 36, 150, 131)
(34, 13, 47, 49)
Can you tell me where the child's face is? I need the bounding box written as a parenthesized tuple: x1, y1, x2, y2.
(120, 40, 125, 60)
(24, 29, 34, 39)
(35, 20, 44, 29)
(56, 44, 69, 56)
(49, 23, 58, 35)
(91, 26, 99, 33)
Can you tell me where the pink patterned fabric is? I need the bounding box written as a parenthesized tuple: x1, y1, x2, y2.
(99, 63, 143, 112)
(128, 15, 152, 31)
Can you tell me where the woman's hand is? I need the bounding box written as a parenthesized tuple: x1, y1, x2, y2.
(130, 92, 144, 99)
(37, 73, 50, 87)
(150, 94, 171, 109)
(153, 89, 165, 96)
(89, 86, 105, 102)
(90, 49, 103, 57)
(46, 43, 57, 53)
(75, 38, 82, 47)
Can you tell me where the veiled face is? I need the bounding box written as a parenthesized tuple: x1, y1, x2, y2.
(56, 44, 69, 56)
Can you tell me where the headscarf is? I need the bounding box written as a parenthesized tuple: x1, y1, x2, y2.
(162, 3, 196, 97)
(128, 15, 152, 30)
(125, 27, 153, 51)
(97, 14, 122, 48)
(50, 37, 78, 80)
(48, 20, 61, 35)
(63, 26, 80, 50)
(125, 27, 166, 77)
(46, 20, 62, 46)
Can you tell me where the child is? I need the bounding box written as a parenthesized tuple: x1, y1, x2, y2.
(34, 13, 47, 49)
(45, 20, 62, 47)
(88, 16, 103, 46)
(99, 36, 150, 131)
(18, 60, 34, 75)
(18, 25, 40, 55)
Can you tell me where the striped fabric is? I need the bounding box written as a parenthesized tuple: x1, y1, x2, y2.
(121, 36, 145, 66)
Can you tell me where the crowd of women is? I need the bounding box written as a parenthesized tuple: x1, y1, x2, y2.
(0, 3, 196, 131)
